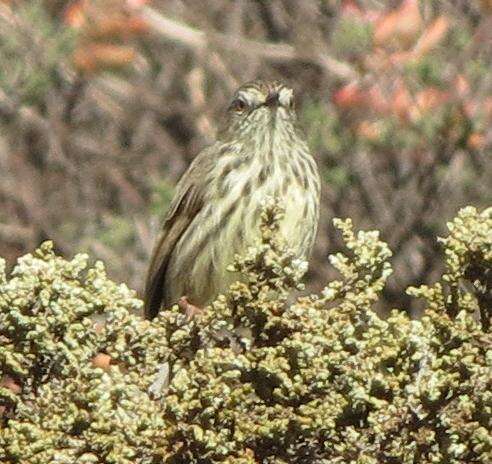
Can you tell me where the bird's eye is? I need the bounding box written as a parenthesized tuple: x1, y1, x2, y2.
(231, 98, 248, 113)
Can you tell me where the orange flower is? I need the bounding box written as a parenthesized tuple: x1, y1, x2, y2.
(367, 85, 389, 114)
(126, 0, 150, 7)
(73, 43, 136, 74)
(391, 81, 412, 120)
(416, 87, 449, 112)
(1, 375, 21, 394)
(467, 132, 486, 150)
(64, 1, 149, 33)
(408, 87, 449, 121)
(357, 121, 382, 140)
(413, 16, 450, 58)
(92, 353, 112, 370)
(374, 0, 422, 47)
(341, 0, 364, 18)
(64, 0, 88, 28)
(332, 82, 366, 109)
(454, 75, 470, 98)
(85, 16, 148, 39)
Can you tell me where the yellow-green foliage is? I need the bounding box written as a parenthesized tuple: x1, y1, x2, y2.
(0, 204, 490, 463)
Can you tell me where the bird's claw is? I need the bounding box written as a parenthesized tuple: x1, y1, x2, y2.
(178, 296, 203, 320)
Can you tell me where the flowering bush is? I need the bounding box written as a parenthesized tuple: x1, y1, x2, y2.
(1, 203, 490, 463)
(0, 1, 490, 312)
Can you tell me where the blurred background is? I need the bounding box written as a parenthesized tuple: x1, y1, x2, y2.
(0, 0, 490, 314)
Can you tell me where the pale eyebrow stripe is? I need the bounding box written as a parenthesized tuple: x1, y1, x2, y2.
(237, 89, 264, 106)
(278, 87, 293, 106)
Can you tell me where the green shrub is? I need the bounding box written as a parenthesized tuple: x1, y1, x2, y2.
(1, 203, 490, 463)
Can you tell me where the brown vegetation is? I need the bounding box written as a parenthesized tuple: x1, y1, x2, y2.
(0, 0, 490, 313)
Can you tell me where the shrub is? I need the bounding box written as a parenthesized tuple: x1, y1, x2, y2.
(1, 203, 490, 463)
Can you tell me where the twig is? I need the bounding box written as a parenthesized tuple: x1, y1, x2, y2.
(0, 223, 35, 244)
(141, 7, 356, 80)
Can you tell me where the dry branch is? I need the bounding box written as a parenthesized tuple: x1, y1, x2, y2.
(141, 6, 357, 80)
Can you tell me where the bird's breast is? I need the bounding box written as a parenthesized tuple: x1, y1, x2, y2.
(211, 145, 318, 269)
(166, 141, 319, 307)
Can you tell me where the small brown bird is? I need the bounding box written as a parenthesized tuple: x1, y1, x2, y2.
(144, 80, 320, 319)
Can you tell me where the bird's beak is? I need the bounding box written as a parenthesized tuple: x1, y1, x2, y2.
(264, 91, 279, 108)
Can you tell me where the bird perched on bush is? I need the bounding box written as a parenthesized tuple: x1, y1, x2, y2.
(144, 80, 320, 319)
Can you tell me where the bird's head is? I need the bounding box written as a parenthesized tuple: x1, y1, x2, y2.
(218, 80, 297, 141)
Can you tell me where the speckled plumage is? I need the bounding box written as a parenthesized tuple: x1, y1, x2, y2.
(144, 80, 320, 319)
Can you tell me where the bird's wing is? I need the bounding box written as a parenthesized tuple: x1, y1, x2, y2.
(144, 149, 213, 319)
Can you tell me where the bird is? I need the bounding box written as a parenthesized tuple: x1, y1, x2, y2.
(144, 79, 320, 319)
